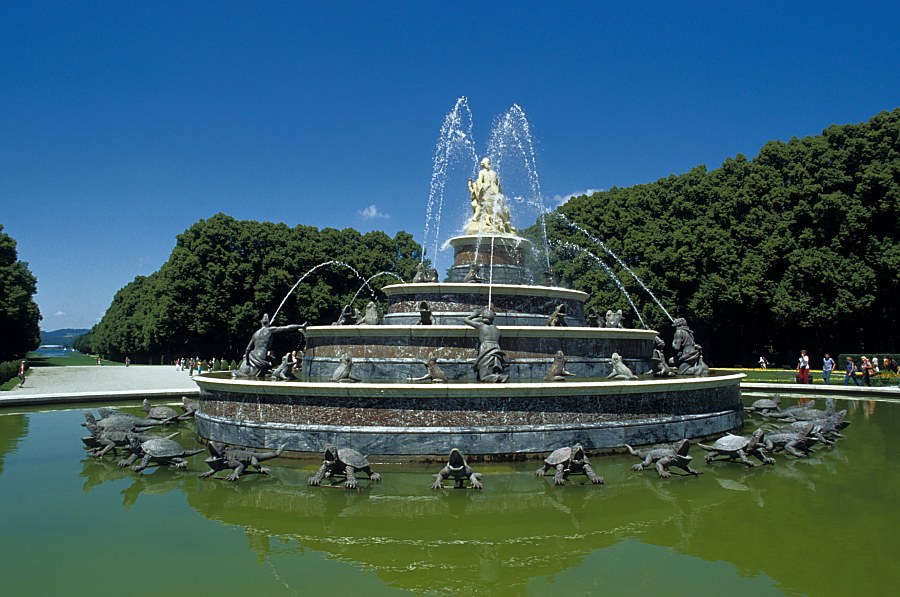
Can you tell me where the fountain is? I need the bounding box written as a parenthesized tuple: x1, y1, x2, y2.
(193, 105, 743, 457)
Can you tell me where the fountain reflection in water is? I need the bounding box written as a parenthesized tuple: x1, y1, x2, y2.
(3, 401, 894, 595)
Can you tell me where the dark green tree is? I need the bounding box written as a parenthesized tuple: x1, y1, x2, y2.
(0, 225, 41, 361)
(550, 109, 900, 364)
(90, 214, 422, 362)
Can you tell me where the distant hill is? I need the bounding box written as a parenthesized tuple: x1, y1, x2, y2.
(40, 328, 91, 348)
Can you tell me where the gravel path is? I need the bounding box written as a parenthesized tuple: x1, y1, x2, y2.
(8, 365, 199, 396)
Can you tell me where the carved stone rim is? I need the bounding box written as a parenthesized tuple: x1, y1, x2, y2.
(381, 283, 588, 301)
(302, 324, 657, 339)
(194, 372, 745, 397)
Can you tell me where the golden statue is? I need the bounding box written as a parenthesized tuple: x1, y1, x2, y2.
(466, 157, 515, 235)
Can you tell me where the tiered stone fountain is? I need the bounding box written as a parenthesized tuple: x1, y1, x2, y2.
(194, 156, 743, 458)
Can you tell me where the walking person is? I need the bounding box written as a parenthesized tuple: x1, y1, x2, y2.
(844, 356, 860, 386)
(822, 353, 836, 385)
(17, 360, 26, 387)
(861, 356, 874, 387)
(797, 349, 810, 384)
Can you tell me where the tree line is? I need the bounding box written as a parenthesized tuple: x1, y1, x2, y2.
(547, 108, 900, 365)
(84, 215, 421, 363)
(83, 108, 899, 368)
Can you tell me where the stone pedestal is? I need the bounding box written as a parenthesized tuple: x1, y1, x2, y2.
(446, 235, 533, 284)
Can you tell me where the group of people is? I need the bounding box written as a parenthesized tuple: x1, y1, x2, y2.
(758, 350, 897, 387)
(798, 351, 898, 387)
(843, 355, 897, 387)
(176, 356, 223, 376)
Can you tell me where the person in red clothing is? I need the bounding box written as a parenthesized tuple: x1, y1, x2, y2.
(797, 349, 810, 384)
(17, 361, 26, 386)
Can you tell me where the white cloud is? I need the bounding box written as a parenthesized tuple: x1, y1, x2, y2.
(551, 188, 602, 207)
(358, 204, 390, 220)
(54, 310, 66, 317)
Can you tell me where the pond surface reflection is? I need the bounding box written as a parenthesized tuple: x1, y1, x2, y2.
(0, 397, 897, 595)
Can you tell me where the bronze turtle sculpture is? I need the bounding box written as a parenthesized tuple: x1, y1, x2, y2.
(745, 396, 781, 415)
(307, 445, 381, 489)
(142, 399, 180, 423)
(84, 423, 178, 458)
(118, 435, 203, 472)
(697, 428, 775, 467)
(83, 411, 159, 433)
(534, 443, 604, 486)
(431, 448, 483, 489)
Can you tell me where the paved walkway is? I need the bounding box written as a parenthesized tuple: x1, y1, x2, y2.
(0, 365, 200, 407)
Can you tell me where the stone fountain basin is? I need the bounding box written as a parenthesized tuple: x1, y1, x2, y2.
(381, 282, 588, 326)
(303, 324, 658, 381)
(194, 372, 744, 458)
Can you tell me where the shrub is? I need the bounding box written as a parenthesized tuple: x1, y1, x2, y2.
(0, 359, 26, 385)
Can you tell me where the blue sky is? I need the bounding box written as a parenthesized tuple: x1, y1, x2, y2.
(2, 1, 898, 330)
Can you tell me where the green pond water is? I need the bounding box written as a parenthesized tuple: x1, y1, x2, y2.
(1, 396, 898, 596)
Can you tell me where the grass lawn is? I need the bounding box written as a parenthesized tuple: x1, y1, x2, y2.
(0, 377, 20, 391)
(717, 367, 899, 386)
(25, 351, 122, 367)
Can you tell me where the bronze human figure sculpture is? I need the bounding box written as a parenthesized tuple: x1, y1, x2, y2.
(464, 307, 509, 383)
(235, 314, 306, 378)
(671, 318, 709, 376)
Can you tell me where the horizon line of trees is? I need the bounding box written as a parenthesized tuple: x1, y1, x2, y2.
(81, 216, 422, 363)
(547, 108, 899, 365)
(81, 108, 899, 367)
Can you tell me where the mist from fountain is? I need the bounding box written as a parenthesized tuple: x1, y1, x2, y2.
(553, 212, 675, 323)
(349, 271, 406, 306)
(551, 238, 647, 329)
(421, 97, 478, 271)
(486, 104, 551, 273)
(422, 100, 552, 283)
